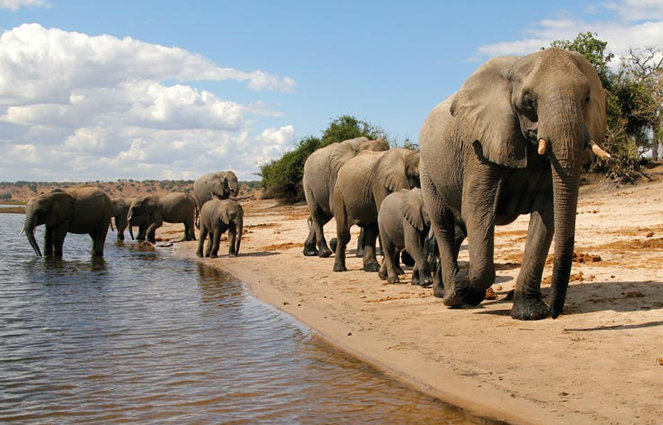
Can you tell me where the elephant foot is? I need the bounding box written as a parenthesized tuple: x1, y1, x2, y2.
(378, 268, 387, 280)
(387, 276, 400, 284)
(303, 244, 318, 256)
(355, 248, 364, 258)
(210, 253, 218, 258)
(395, 267, 405, 275)
(329, 238, 337, 252)
(433, 281, 445, 298)
(318, 247, 333, 258)
(229, 253, 237, 258)
(363, 262, 380, 272)
(333, 262, 347, 272)
(419, 277, 433, 288)
(196, 252, 203, 257)
(511, 295, 550, 320)
(457, 285, 486, 307)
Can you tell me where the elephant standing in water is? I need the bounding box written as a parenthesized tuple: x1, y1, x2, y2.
(196, 198, 243, 258)
(419, 48, 609, 320)
(110, 197, 149, 241)
(302, 136, 389, 257)
(332, 148, 420, 272)
(378, 188, 433, 286)
(128, 192, 197, 243)
(192, 171, 239, 210)
(24, 187, 112, 257)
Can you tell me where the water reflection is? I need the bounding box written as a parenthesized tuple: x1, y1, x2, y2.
(0, 213, 498, 425)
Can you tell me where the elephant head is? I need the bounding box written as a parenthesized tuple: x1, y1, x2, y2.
(377, 148, 420, 196)
(222, 171, 240, 198)
(449, 48, 607, 317)
(23, 189, 75, 256)
(127, 196, 158, 224)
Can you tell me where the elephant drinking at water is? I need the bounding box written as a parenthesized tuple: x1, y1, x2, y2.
(419, 48, 609, 320)
(24, 186, 112, 257)
(128, 192, 197, 243)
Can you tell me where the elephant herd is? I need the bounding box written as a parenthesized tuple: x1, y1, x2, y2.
(24, 49, 615, 320)
(302, 48, 614, 320)
(23, 171, 244, 260)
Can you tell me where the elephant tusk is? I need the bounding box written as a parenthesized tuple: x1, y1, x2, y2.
(589, 139, 612, 160)
(537, 138, 548, 155)
(19, 228, 25, 236)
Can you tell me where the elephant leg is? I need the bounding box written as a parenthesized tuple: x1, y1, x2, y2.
(333, 213, 351, 272)
(210, 228, 222, 258)
(44, 227, 54, 256)
(182, 220, 195, 241)
(356, 228, 365, 257)
(137, 225, 147, 241)
(457, 168, 502, 306)
(380, 237, 400, 283)
(204, 230, 213, 257)
(51, 227, 67, 257)
(196, 228, 208, 257)
(304, 209, 332, 258)
(361, 223, 380, 272)
(511, 194, 554, 320)
(303, 215, 318, 256)
(405, 228, 431, 287)
(91, 225, 108, 256)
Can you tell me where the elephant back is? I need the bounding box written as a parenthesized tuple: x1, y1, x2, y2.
(67, 186, 112, 234)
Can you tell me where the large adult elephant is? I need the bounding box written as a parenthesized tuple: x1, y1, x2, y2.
(192, 171, 239, 210)
(419, 48, 609, 320)
(332, 148, 420, 272)
(127, 192, 197, 243)
(302, 136, 389, 257)
(110, 197, 149, 241)
(24, 186, 112, 257)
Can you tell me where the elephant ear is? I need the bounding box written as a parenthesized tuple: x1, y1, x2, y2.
(49, 191, 75, 225)
(377, 150, 411, 193)
(329, 143, 356, 176)
(450, 56, 528, 168)
(401, 189, 426, 231)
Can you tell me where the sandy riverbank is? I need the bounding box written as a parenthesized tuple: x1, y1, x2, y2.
(158, 170, 663, 425)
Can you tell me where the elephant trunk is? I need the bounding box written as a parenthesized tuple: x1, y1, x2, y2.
(542, 96, 584, 318)
(23, 213, 42, 257)
(129, 224, 135, 240)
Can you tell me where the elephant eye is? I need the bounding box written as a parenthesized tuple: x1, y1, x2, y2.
(585, 96, 591, 104)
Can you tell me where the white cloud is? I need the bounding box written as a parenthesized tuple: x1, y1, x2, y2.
(0, 0, 48, 10)
(0, 24, 299, 181)
(473, 1, 663, 63)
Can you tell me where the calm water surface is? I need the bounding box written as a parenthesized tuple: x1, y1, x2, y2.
(0, 213, 497, 424)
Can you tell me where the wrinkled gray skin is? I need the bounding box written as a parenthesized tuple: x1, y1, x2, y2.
(302, 137, 389, 257)
(377, 188, 432, 286)
(419, 48, 606, 320)
(128, 192, 197, 243)
(24, 187, 112, 257)
(196, 198, 243, 258)
(332, 148, 420, 272)
(192, 171, 239, 210)
(110, 197, 149, 241)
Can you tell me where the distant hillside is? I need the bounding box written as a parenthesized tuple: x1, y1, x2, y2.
(0, 180, 262, 203)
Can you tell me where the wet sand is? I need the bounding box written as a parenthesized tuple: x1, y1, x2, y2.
(167, 170, 663, 425)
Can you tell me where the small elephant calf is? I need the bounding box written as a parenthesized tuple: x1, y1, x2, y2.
(378, 188, 433, 286)
(196, 198, 243, 258)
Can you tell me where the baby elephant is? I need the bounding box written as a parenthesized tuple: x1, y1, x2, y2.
(378, 188, 433, 286)
(197, 198, 243, 258)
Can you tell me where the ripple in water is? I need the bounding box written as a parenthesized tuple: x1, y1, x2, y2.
(0, 213, 499, 424)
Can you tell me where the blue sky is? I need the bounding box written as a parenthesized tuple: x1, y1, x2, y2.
(0, 0, 661, 181)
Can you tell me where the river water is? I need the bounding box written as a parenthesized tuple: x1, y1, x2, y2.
(0, 213, 497, 424)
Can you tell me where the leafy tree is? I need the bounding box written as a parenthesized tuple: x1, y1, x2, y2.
(320, 115, 388, 147)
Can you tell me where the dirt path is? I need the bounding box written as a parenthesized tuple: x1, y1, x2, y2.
(161, 169, 663, 425)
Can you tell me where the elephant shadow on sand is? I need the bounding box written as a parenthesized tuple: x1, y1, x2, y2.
(478, 279, 663, 324)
